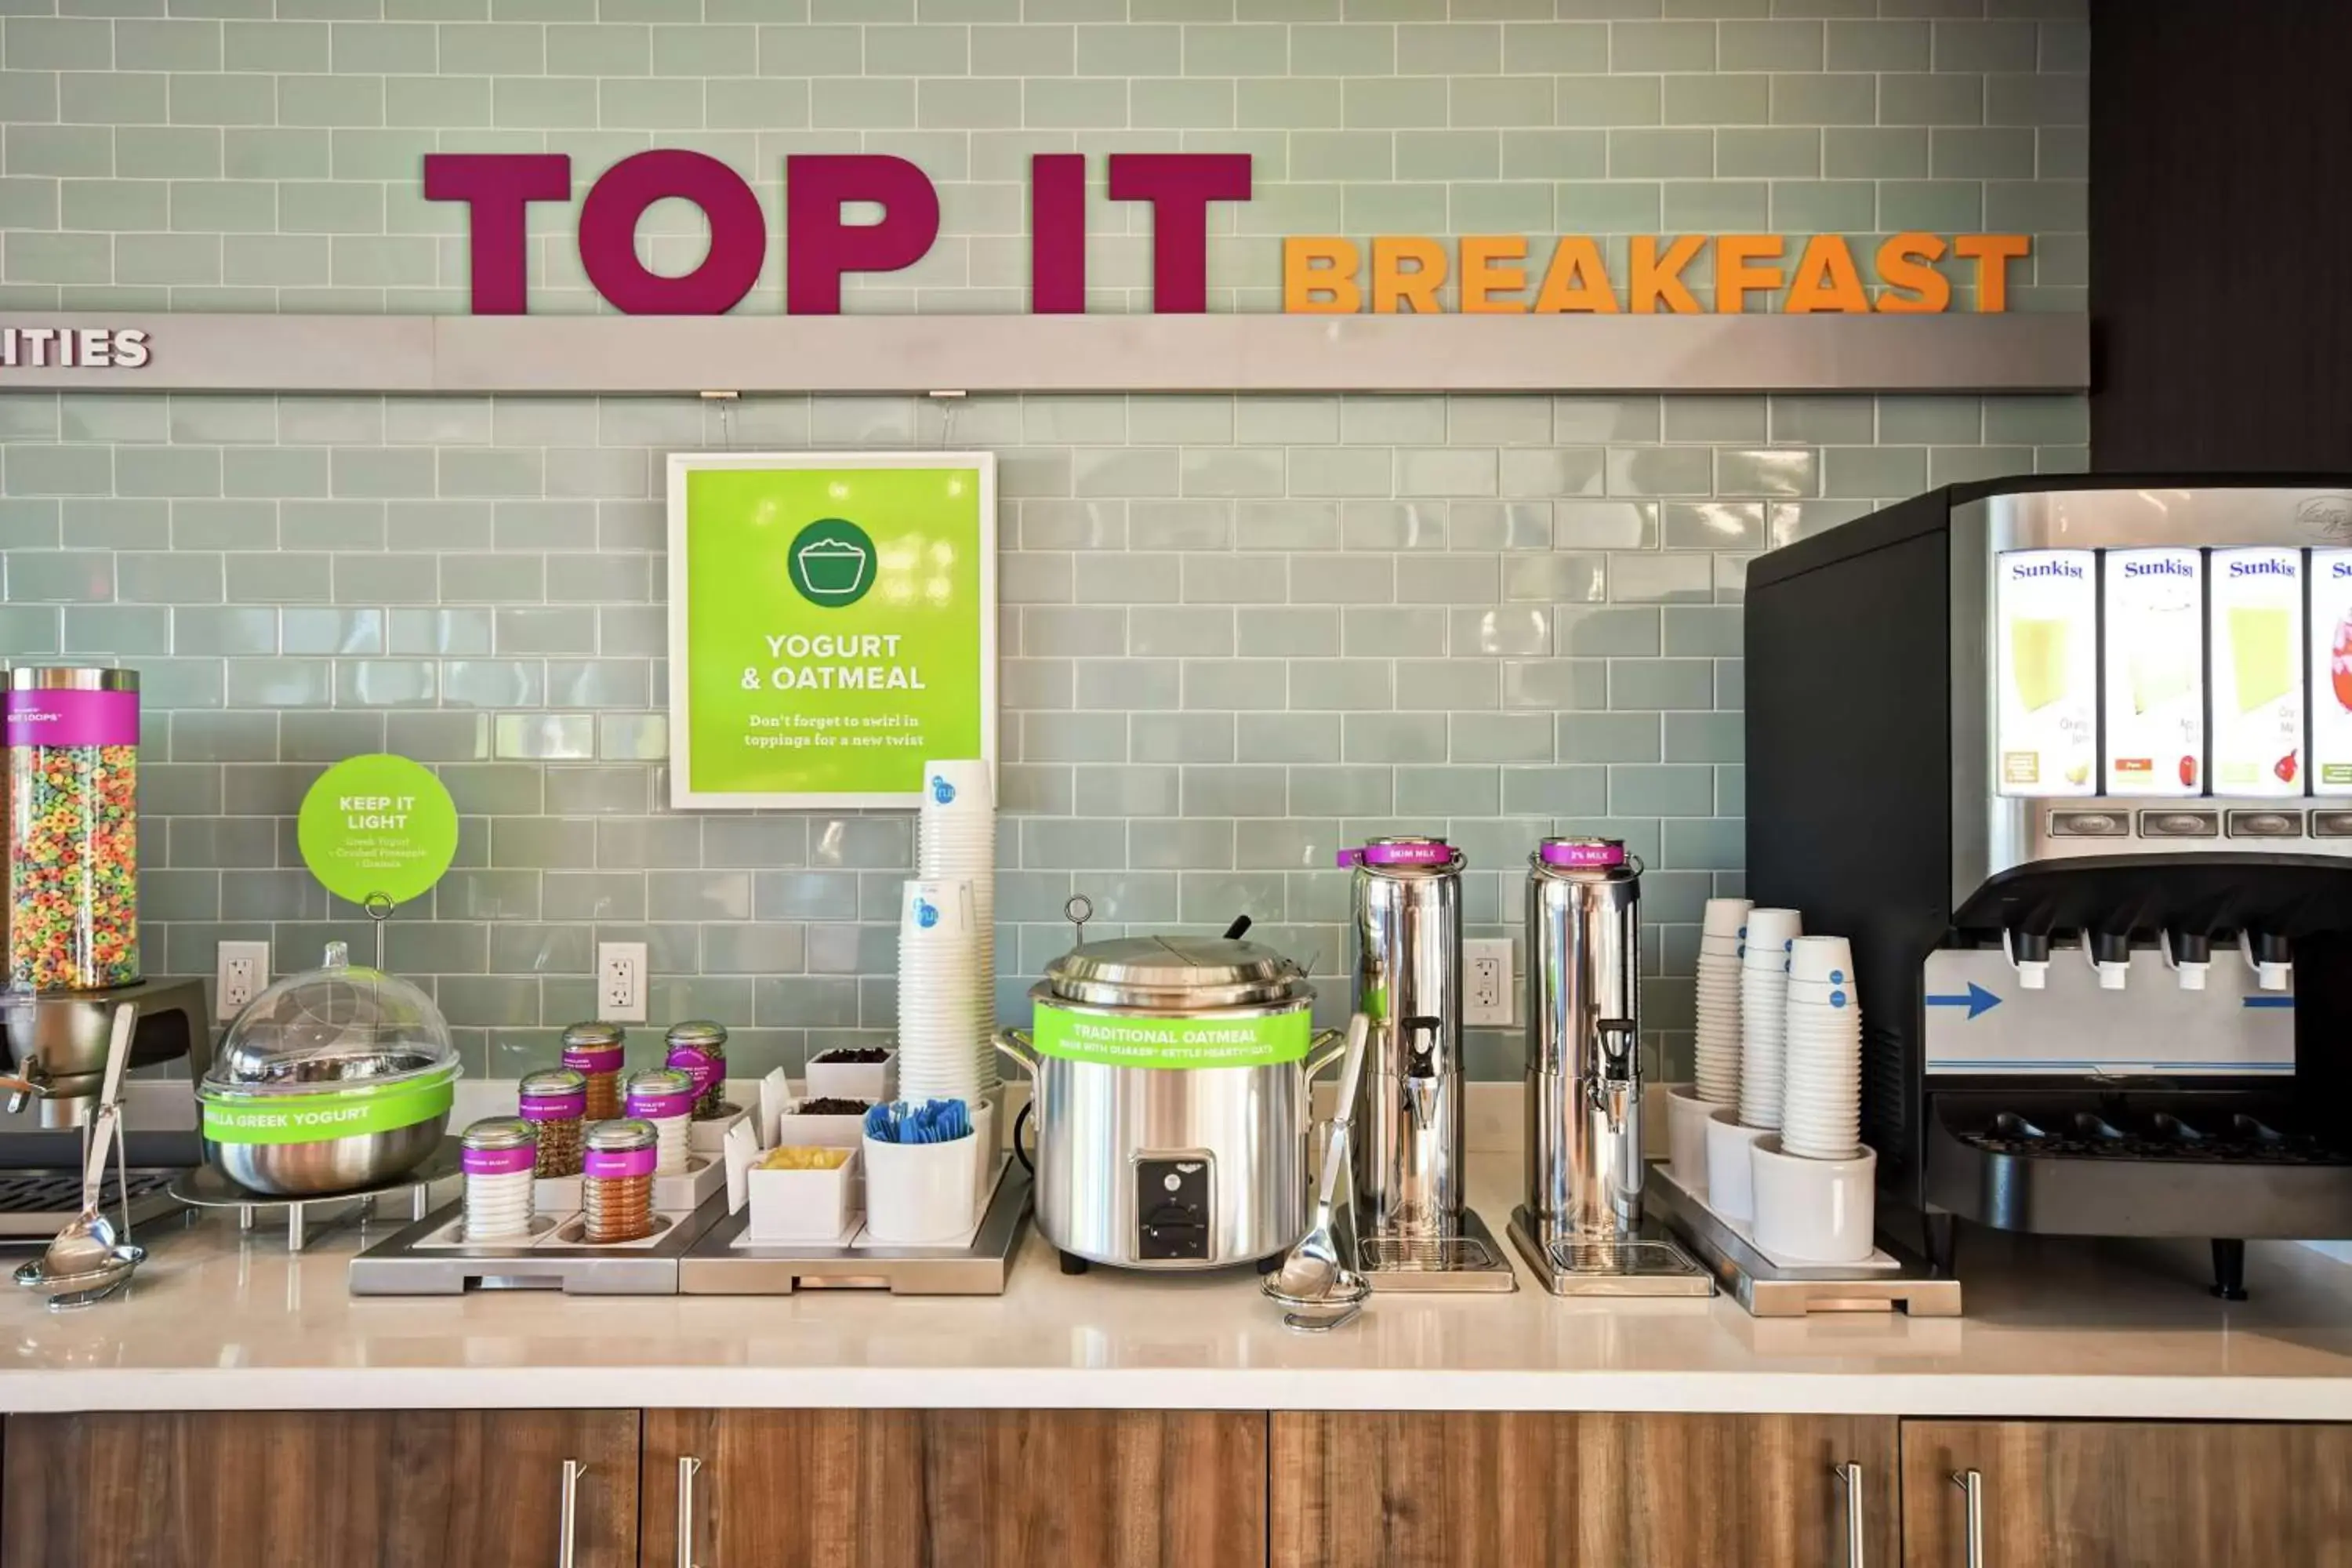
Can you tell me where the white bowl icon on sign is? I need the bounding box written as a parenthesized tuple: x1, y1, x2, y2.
(797, 537, 869, 599)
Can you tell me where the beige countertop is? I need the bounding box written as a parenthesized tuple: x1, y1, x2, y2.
(5, 1157, 2352, 1420)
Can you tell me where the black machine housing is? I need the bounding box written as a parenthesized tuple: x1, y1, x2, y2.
(1744, 477, 2352, 1295)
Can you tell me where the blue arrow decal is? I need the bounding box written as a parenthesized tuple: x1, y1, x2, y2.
(1926, 982, 2002, 1020)
(2242, 996, 2295, 1009)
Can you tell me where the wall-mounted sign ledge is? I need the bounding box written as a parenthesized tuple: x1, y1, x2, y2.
(0, 310, 2085, 397)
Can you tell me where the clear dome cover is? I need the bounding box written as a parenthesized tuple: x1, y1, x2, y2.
(205, 941, 457, 1095)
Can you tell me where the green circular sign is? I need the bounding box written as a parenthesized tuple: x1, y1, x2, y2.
(296, 754, 459, 907)
(786, 517, 876, 608)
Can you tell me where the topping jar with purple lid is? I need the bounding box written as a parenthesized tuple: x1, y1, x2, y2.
(662, 1019, 729, 1120)
(518, 1067, 588, 1177)
(560, 1021, 626, 1121)
(624, 1065, 696, 1176)
(581, 1118, 657, 1244)
(459, 1116, 538, 1242)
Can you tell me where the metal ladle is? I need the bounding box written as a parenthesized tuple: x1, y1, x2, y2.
(15, 1003, 143, 1308)
(1265, 1011, 1374, 1330)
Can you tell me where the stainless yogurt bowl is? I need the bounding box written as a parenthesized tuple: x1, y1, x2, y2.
(196, 943, 459, 1197)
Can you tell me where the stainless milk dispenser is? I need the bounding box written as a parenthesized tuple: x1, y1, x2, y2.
(1341, 837, 1514, 1290)
(1746, 478, 2352, 1300)
(1508, 837, 1711, 1297)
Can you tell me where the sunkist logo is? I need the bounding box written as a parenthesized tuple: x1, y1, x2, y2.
(2012, 560, 2085, 579)
(2122, 559, 2194, 578)
(2229, 558, 2297, 579)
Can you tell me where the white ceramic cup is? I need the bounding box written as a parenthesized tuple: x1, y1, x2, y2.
(1787, 935, 1855, 985)
(1704, 1107, 1773, 1221)
(1667, 1086, 1716, 1185)
(1749, 1137, 1877, 1262)
(862, 1128, 982, 1243)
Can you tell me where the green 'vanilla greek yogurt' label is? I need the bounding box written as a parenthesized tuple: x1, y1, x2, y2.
(200, 1075, 453, 1145)
(1034, 1006, 1310, 1069)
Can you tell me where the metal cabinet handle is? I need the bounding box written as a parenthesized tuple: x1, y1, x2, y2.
(557, 1459, 584, 1568)
(676, 1454, 703, 1568)
(1833, 1461, 1864, 1568)
(1951, 1468, 1985, 1568)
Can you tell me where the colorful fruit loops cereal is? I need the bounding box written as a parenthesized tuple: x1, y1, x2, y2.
(8, 682, 139, 993)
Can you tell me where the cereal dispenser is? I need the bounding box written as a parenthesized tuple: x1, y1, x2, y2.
(7, 668, 140, 994)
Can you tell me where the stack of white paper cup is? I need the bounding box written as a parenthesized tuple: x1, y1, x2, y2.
(1693, 898, 1749, 1105)
(1780, 935, 1863, 1160)
(896, 877, 981, 1103)
(916, 759, 996, 1094)
(1738, 907, 1802, 1130)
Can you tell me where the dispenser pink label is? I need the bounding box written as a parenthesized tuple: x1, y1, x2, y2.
(583, 1145, 659, 1179)
(460, 1143, 539, 1177)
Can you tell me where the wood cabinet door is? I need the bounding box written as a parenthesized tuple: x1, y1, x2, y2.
(1901, 1419, 2352, 1568)
(1272, 1410, 1899, 1567)
(1, 1408, 640, 1568)
(643, 1408, 1266, 1568)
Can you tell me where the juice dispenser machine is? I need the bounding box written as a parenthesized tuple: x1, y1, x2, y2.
(1746, 479, 2352, 1298)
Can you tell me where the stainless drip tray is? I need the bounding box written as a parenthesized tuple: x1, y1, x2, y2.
(0, 1168, 182, 1240)
(1356, 1207, 1517, 1293)
(1507, 1206, 1716, 1298)
(1362, 1234, 1501, 1272)
(1544, 1236, 1708, 1279)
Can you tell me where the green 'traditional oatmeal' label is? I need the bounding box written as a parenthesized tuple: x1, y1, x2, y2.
(200, 1076, 454, 1145)
(1033, 1007, 1311, 1069)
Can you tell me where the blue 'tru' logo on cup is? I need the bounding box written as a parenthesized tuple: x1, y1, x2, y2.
(916, 899, 939, 929)
(931, 776, 956, 805)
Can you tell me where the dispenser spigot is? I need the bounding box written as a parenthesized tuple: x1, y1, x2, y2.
(2163, 931, 2211, 992)
(2240, 931, 2292, 993)
(2087, 931, 2132, 992)
(2004, 928, 2052, 990)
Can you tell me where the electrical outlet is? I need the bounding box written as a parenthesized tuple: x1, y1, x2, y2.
(216, 940, 270, 1021)
(597, 941, 648, 1024)
(1465, 938, 1513, 1027)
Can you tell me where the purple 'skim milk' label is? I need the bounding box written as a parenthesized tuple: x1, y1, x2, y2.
(460, 1143, 539, 1177)
(5, 688, 138, 749)
(583, 1145, 659, 1180)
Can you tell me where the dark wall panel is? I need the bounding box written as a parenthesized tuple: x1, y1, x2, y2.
(2091, 2, 2352, 470)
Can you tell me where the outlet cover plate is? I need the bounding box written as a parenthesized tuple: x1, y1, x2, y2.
(597, 941, 648, 1024)
(216, 940, 270, 1021)
(1465, 938, 1513, 1027)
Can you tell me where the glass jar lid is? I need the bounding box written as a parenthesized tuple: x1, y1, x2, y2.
(520, 1068, 587, 1101)
(586, 1117, 656, 1153)
(460, 1116, 535, 1153)
(561, 1021, 626, 1048)
(1044, 933, 1311, 1011)
(665, 1019, 727, 1048)
(202, 942, 457, 1099)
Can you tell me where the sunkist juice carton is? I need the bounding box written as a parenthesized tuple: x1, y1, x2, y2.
(1994, 549, 2098, 797)
(2310, 549, 2352, 795)
(2102, 547, 2205, 797)
(2209, 546, 2305, 797)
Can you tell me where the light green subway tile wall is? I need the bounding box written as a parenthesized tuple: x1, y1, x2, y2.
(0, 0, 2085, 1081)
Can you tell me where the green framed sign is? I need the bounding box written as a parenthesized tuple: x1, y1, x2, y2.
(666, 453, 996, 809)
